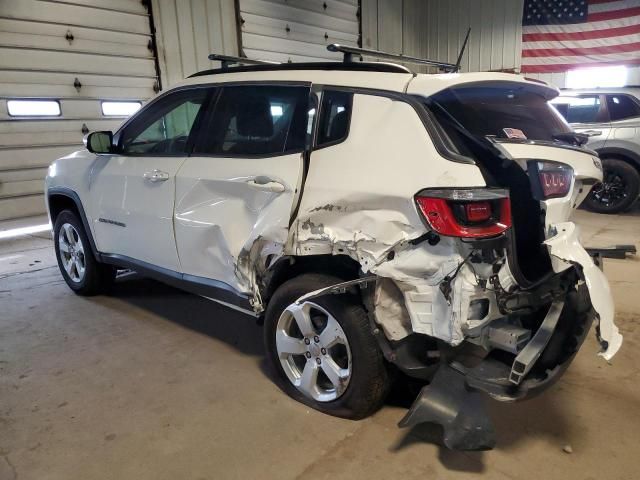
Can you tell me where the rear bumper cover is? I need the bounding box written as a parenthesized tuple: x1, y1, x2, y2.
(544, 221, 622, 361)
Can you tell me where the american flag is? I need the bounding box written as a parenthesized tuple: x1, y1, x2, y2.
(521, 0, 640, 73)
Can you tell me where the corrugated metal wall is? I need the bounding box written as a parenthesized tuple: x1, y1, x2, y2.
(151, 0, 238, 88)
(238, 0, 359, 63)
(0, 0, 158, 221)
(362, 0, 640, 87)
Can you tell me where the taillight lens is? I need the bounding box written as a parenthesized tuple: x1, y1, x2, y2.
(415, 189, 511, 238)
(536, 161, 573, 199)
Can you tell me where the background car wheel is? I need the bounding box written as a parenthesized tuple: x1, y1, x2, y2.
(264, 274, 391, 420)
(583, 159, 640, 214)
(53, 210, 115, 296)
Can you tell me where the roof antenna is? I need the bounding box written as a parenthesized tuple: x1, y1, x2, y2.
(453, 28, 471, 73)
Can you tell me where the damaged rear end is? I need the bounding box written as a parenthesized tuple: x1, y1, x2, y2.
(268, 74, 622, 450)
(387, 75, 623, 448)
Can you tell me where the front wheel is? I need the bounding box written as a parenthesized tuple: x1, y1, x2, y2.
(264, 274, 391, 420)
(583, 159, 640, 214)
(53, 210, 115, 295)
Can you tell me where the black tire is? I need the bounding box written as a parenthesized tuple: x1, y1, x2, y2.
(583, 159, 640, 214)
(53, 210, 115, 295)
(264, 274, 391, 420)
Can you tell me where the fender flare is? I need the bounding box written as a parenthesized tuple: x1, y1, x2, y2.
(47, 187, 101, 259)
(595, 147, 640, 169)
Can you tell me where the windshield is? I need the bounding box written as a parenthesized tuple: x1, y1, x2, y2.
(428, 85, 572, 142)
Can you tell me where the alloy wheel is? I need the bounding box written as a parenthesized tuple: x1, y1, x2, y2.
(590, 172, 629, 209)
(275, 301, 352, 402)
(58, 223, 86, 283)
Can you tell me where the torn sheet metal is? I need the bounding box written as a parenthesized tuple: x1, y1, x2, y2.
(544, 221, 623, 361)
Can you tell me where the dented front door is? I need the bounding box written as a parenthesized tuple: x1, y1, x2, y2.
(173, 84, 310, 293)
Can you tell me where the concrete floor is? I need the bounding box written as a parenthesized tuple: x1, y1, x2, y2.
(1, 209, 639, 480)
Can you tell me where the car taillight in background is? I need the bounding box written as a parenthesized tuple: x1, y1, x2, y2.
(534, 161, 573, 199)
(415, 189, 511, 239)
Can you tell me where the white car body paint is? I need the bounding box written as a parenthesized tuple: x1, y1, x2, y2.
(45, 68, 621, 364)
(88, 153, 185, 271)
(174, 150, 304, 303)
(544, 222, 622, 361)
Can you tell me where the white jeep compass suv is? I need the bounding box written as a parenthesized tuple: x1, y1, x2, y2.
(45, 48, 622, 450)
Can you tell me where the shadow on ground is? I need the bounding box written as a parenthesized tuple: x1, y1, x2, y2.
(107, 272, 573, 473)
(109, 274, 264, 358)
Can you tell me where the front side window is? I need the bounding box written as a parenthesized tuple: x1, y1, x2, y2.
(429, 85, 572, 142)
(552, 95, 604, 124)
(195, 85, 310, 156)
(120, 89, 209, 155)
(316, 90, 352, 146)
(606, 94, 640, 122)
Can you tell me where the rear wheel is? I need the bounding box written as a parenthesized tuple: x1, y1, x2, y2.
(54, 210, 115, 295)
(264, 274, 391, 419)
(584, 159, 640, 214)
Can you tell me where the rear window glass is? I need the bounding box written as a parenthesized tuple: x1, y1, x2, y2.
(428, 86, 572, 141)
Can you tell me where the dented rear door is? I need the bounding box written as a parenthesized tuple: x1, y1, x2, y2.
(174, 84, 311, 294)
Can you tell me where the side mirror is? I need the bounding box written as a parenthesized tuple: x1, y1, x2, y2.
(84, 131, 114, 154)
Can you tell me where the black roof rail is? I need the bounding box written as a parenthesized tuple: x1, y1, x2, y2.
(327, 43, 458, 72)
(188, 61, 412, 78)
(207, 53, 279, 69)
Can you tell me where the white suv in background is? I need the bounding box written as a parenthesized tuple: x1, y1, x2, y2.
(553, 87, 640, 213)
(45, 56, 621, 450)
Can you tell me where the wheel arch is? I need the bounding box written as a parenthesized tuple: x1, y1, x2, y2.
(596, 147, 640, 171)
(261, 254, 362, 305)
(47, 188, 100, 258)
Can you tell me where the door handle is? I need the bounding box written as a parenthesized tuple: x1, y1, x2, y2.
(246, 177, 285, 193)
(582, 130, 603, 137)
(143, 169, 170, 183)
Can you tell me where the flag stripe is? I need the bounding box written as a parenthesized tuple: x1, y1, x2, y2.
(521, 57, 640, 73)
(588, 5, 640, 21)
(525, 33, 640, 50)
(522, 40, 640, 57)
(523, 23, 640, 42)
(588, 0, 639, 12)
(522, 51, 639, 66)
(523, 14, 640, 34)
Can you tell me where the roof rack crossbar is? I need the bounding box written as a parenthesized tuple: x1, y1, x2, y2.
(208, 53, 279, 69)
(327, 44, 457, 72)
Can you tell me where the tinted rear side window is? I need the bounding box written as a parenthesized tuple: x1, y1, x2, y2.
(429, 85, 571, 141)
(195, 85, 310, 156)
(553, 95, 604, 124)
(317, 90, 352, 147)
(606, 94, 640, 121)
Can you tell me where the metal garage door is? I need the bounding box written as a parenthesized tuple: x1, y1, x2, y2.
(238, 0, 359, 63)
(0, 0, 159, 221)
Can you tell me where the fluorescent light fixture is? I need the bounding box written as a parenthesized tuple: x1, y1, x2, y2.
(101, 101, 142, 116)
(0, 223, 51, 240)
(270, 105, 283, 117)
(7, 100, 61, 117)
(566, 66, 627, 89)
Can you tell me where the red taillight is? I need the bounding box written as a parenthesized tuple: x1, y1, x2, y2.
(536, 162, 573, 199)
(415, 189, 511, 239)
